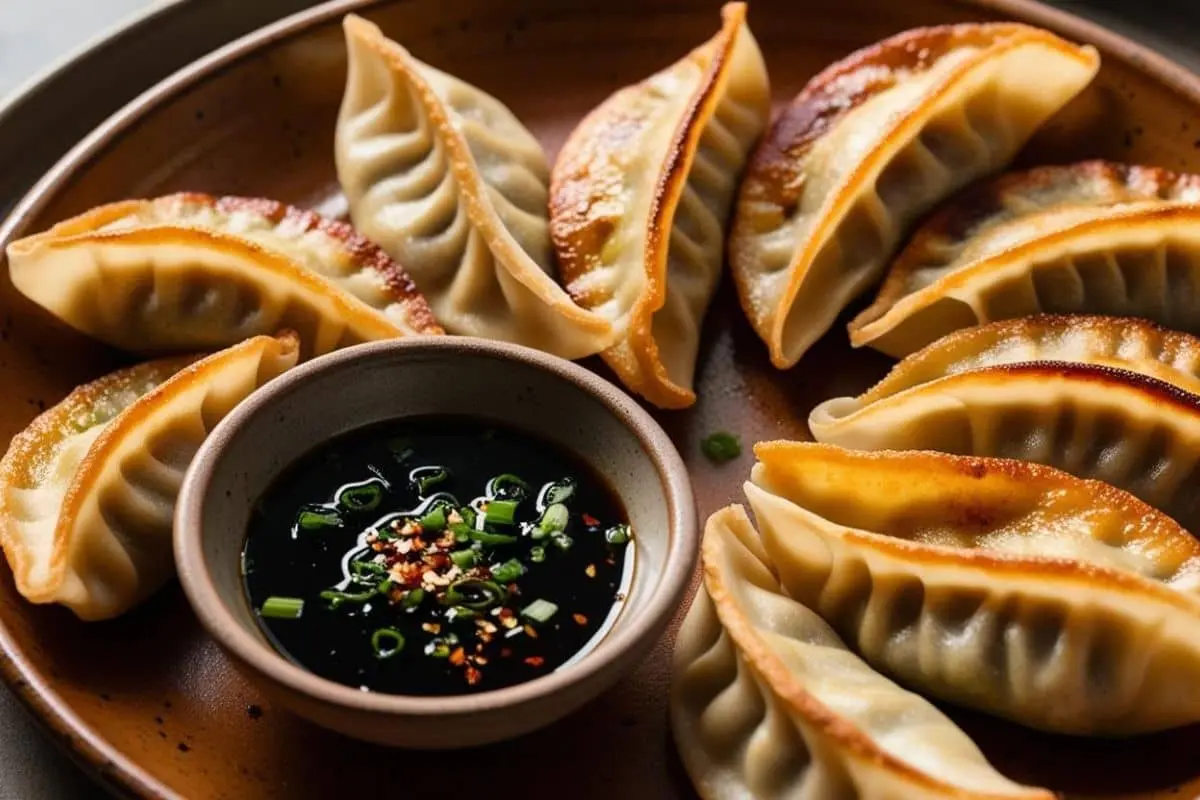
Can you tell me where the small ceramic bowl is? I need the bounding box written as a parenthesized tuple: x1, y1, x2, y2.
(174, 336, 696, 748)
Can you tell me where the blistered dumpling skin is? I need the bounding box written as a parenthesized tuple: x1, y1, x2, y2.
(335, 15, 612, 359)
(672, 505, 1049, 799)
(853, 162, 1200, 356)
(6, 195, 441, 358)
(729, 24, 1099, 368)
(810, 362, 1200, 532)
(745, 443, 1200, 735)
(0, 333, 299, 620)
(815, 314, 1200, 423)
(550, 2, 770, 408)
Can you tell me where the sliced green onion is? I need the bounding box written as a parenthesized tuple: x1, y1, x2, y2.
(420, 505, 447, 532)
(470, 529, 518, 546)
(450, 549, 478, 569)
(450, 522, 473, 543)
(700, 431, 742, 464)
(535, 503, 569, 539)
(484, 499, 519, 526)
(487, 473, 530, 499)
(297, 508, 341, 530)
(458, 506, 477, 528)
(444, 579, 504, 610)
(414, 467, 449, 495)
(529, 546, 546, 564)
(425, 633, 459, 658)
(605, 524, 632, 545)
(491, 558, 526, 584)
(551, 533, 574, 552)
(337, 480, 385, 512)
(401, 588, 425, 609)
(320, 586, 378, 609)
(446, 605, 479, 621)
(350, 559, 386, 578)
(543, 479, 575, 506)
(260, 596, 304, 619)
(371, 627, 405, 659)
(521, 598, 559, 624)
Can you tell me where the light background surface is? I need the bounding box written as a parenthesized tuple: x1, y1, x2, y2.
(0, 0, 1198, 797)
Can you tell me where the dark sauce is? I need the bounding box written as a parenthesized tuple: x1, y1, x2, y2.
(242, 417, 634, 696)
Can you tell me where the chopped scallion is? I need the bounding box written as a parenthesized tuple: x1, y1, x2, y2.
(700, 431, 742, 464)
(487, 473, 530, 499)
(260, 596, 304, 619)
(529, 546, 546, 564)
(350, 559, 386, 578)
(535, 502, 569, 538)
(420, 505, 447, 532)
(450, 549, 478, 569)
(446, 605, 479, 621)
(371, 627, 405, 659)
(491, 558, 526, 584)
(444, 579, 504, 610)
(297, 508, 341, 530)
(337, 480, 385, 512)
(425, 633, 459, 657)
(470, 529, 518, 546)
(414, 467, 449, 495)
(320, 586, 378, 609)
(605, 524, 632, 545)
(551, 533, 574, 552)
(543, 479, 575, 506)
(521, 599, 559, 624)
(484, 499, 519, 526)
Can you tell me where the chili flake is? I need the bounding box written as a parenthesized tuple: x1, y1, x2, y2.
(524, 656, 545, 668)
(573, 613, 588, 626)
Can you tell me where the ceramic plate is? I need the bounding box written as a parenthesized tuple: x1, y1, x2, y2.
(2, 0, 1200, 797)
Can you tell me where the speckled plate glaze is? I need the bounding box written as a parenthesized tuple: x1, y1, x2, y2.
(2, 0, 1200, 797)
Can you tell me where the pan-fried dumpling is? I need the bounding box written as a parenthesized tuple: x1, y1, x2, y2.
(0, 332, 299, 620)
(550, 2, 770, 408)
(672, 505, 1050, 798)
(851, 162, 1200, 356)
(335, 15, 613, 360)
(810, 361, 1200, 531)
(818, 314, 1200, 416)
(745, 443, 1200, 735)
(6, 195, 442, 358)
(729, 24, 1099, 368)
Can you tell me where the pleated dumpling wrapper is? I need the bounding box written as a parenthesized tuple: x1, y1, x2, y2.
(550, 2, 770, 408)
(810, 359, 1200, 531)
(5, 194, 442, 359)
(672, 505, 1051, 799)
(0, 332, 299, 620)
(335, 15, 612, 360)
(851, 161, 1200, 356)
(744, 443, 1200, 735)
(730, 24, 1099, 369)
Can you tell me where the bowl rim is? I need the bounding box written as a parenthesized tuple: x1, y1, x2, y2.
(174, 335, 697, 719)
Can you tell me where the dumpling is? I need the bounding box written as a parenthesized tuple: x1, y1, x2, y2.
(729, 24, 1099, 368)
(672, 505, 1050, 798)
(744, 442, 1200, 735)
(0, 332, 299, 620)
(818, 313, 1200, 415)
(809, 361, 1200, 532)
(851, 161, 1200, 356)
(6, 194, 442, 358)
(335, 15, 613, 360)
(550, 2, 770, 407)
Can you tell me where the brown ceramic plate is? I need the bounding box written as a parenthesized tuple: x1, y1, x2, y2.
(2, 0, 1200, 797)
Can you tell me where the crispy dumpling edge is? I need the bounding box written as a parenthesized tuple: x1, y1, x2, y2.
(729, 22, 1100, 369)
(339, 14, 613, 348)
(550, 1, 768, 408)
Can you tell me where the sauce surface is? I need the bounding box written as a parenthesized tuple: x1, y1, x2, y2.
(242, 417, 633, 696)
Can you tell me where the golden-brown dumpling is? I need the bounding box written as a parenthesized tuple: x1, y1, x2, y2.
(335, 15, 613, 359)
(672, 505, 1050, 798)
(851, 162, 1200, 356)
(810, 361, 1200, 531)
(550, 2, 770, 407)
(0, 333, 299, 620)
(745, 443, 1200, 735)
(6, 194, 441, 358)
(730, 24, 1099, 368)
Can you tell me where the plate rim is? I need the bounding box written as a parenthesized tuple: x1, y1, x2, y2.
(2, 0, 1199, 796)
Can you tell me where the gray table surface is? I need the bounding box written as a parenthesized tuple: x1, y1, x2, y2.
(1, 0, 1199, 798)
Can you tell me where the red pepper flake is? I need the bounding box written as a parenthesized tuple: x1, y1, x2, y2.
(524, 656, 545, 668)
(411, 536, 427, 552)
(465, 666, 482, 686)
(449, 647, 466, 666)
(573, 613, 588, 626)
(585, 564, 597, 578)
(371, 542, 384, 552)
(582, 513, 600, 527)
(523, 625, 538, 639)
(498, 607, 514, 620)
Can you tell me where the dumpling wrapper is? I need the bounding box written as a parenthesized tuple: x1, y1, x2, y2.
(336, 15, 612, 360)
(0, 332, 299, 620)
(745, 442, 1200, 735)
(810, 361, 1200, 533)
(851, 161, 1200, 356)
(729, 23, 1099, 368)
(672, 504, 1050, 799)
(550, 2, 770, 407)
(6, 194, 442, 359)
